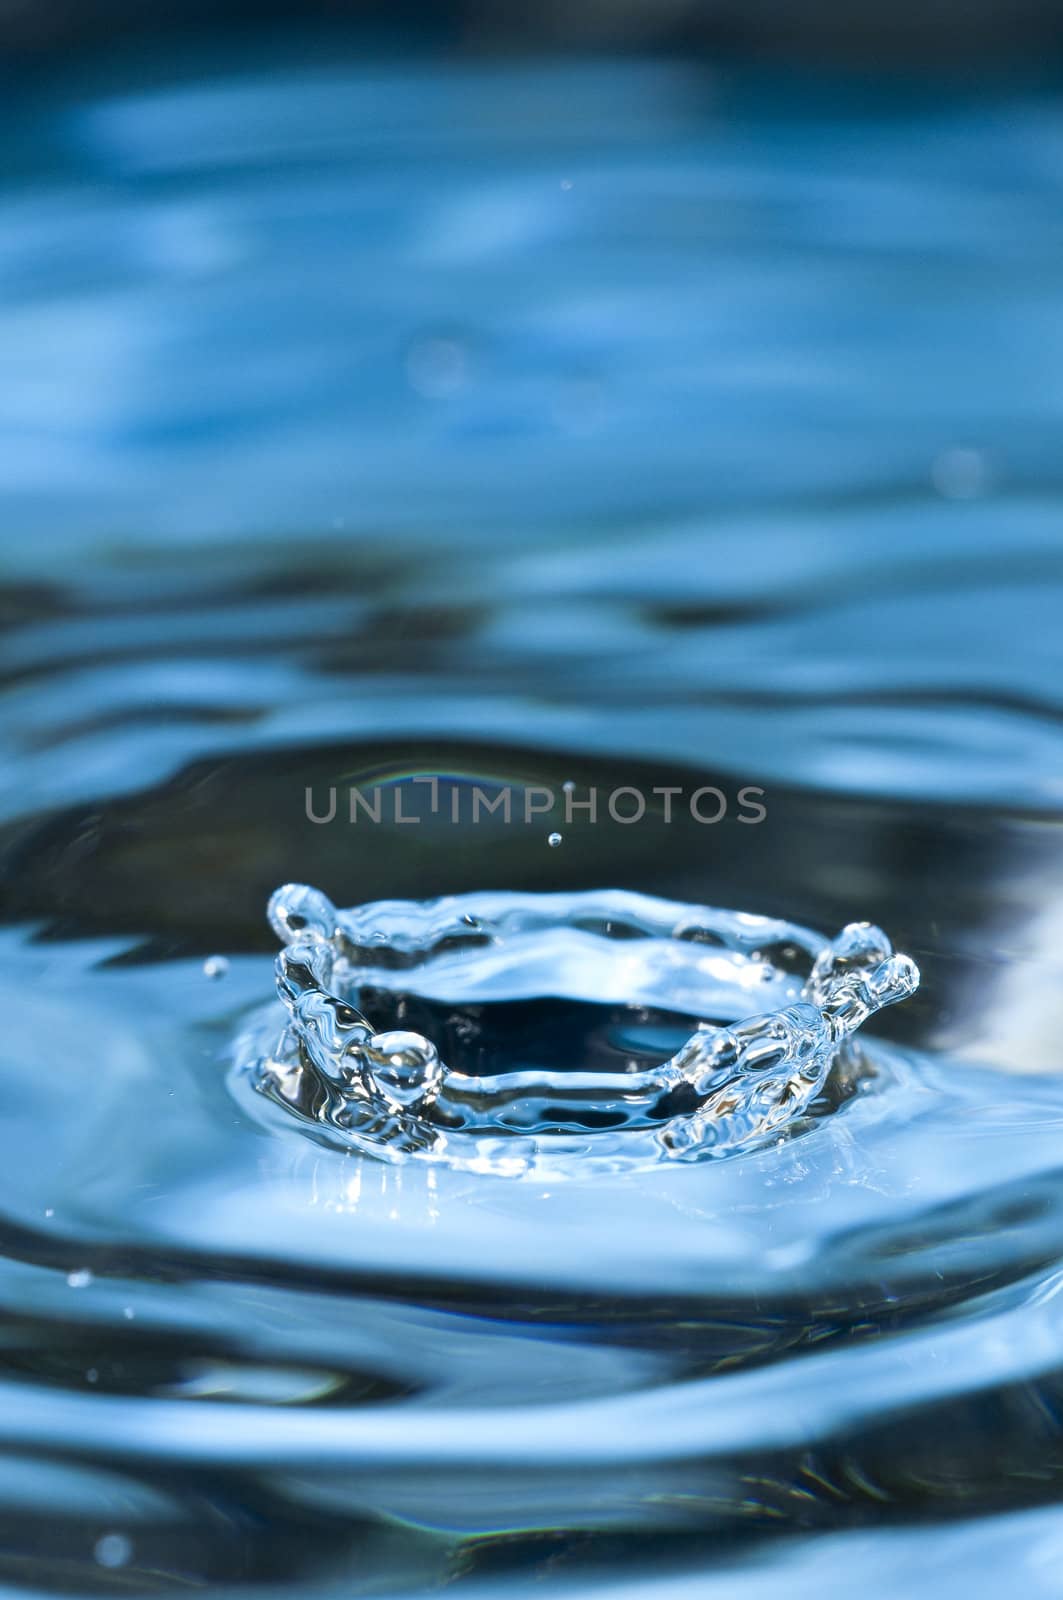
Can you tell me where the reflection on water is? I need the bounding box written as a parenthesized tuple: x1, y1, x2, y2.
(2, 36, 1063, 1599)
(3, 53, 1063, 812)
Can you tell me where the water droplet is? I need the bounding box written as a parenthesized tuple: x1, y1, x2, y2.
(364, 1031, 443, 1109)
(203, 955, 228, 980)
(94, 1533, 132, 1569)
(932, 446, 991, 501)
(547, 832, 562, 848)
(123, 1306, 135, 1320)
(44, 1207, 54, 1218)
(268, 883, 337, 945)
(67, 1269, 92, 1289)
(406, 333, 469, 399)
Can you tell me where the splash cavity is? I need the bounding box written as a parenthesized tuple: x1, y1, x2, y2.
(240, 884, 919, 1176)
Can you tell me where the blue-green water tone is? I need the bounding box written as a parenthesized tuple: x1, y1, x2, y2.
(3, 41, 1063, 1598)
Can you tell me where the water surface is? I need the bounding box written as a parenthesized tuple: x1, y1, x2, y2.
(2, 40, 1063, 1598)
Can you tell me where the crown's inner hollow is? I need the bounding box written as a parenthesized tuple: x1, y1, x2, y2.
(357, 991, 706, 1083)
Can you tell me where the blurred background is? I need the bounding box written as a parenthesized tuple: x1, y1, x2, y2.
(7, 0, 1063, 59)
(4, 2, 1063, 1595)
(4, 0, 1063, 1028)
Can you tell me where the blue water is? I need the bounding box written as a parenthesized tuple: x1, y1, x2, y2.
(3, 38, 1063, 1598)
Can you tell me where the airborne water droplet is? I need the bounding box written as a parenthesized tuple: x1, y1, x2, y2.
(932, 445, 991, 500)
(203, 955, 229, 980)
(406, 332, 469, 399)
(94, 1533, 132, 1569)
(547, 832, 562, 848)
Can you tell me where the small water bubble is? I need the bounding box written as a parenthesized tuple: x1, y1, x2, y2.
(94, 1533, 132, 1570)
(932, 446, 991, 500)
(562, 780, 575, 794)
(67, 1269, 93, 1289)
(406, 333, 469, 399)
(203, 955, 228, 980)
(547, 832, 562, 848)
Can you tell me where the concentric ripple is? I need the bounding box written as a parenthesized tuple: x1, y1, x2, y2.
(236, 885, 919, 1176)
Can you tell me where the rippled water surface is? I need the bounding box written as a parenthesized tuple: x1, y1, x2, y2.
(4, 37, 1063, 1599)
